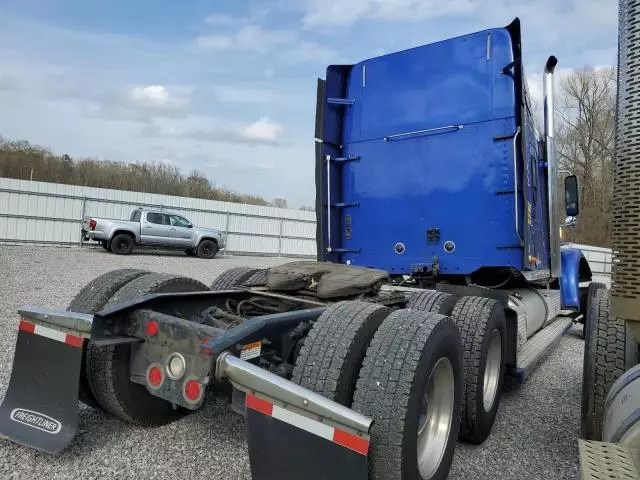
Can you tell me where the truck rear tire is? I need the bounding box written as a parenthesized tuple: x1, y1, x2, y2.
(197, 239, 218, 259)
(450, 296, 506, 444)
(291, 301, 391, 405)
(210, 266, 260, 290)
(110, 233, 134, 255)
(352, 310, 463, 480)
(86, 273, 208, 426)
(407, 290, 458, 315)
(581, 289, 629, 440)
(68, 269, 149, 409)
(581, 282, 606, 340)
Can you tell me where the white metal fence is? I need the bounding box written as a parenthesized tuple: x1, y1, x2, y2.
(0, 177, 317, 257)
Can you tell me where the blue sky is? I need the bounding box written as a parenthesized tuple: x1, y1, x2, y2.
(0, 0, 617, 207)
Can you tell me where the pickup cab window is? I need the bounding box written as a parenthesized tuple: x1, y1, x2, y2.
(146, 212, 168, 225)
(170, 215, 191, 227)
(130, 210, 142, 222)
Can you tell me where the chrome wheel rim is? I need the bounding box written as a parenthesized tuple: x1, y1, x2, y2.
(417, 357, 455, 479)
(483, 329, 502, 412)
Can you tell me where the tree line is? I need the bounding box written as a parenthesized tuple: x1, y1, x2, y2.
(0, 139, 268, 206)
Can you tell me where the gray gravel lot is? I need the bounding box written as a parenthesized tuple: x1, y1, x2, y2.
(0, 245, 583, 479)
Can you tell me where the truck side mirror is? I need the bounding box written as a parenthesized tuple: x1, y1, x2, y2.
(565, 175, 580, 217)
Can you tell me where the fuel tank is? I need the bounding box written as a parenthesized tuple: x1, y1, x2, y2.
(506, 288, 563, 344)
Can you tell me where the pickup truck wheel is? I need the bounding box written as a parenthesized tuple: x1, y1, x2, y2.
(581, 282, 606, 340)
(110, 233, 134, 255)
(67, 269, 150, 409)
(86, 273, 208, 426)
(352, 310, 463, 480)
(291, 301, 391, 405)
(197, 239, 218, 259)
(450, 296, 506, 444)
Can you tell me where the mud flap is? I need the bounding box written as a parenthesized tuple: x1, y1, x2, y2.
(244, 394, 369, 480)
(0, 321, 84, 454)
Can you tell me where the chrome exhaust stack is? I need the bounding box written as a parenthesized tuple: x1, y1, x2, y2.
(544, 56, 561, 278)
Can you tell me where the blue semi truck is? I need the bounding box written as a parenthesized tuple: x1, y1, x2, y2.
(0, 17, 600, 480)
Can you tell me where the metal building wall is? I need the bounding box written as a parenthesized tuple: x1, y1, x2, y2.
(0, 177, 317, 257)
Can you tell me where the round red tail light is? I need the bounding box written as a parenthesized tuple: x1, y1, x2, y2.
(183, 378, 203, 403)
(146, 320, 159, 337)
(147, 364, 164, 389)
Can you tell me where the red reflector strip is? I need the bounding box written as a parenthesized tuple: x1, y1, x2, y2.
(19, 320, 35, 334)
(244, 394, 369, 456)
(332, 428, 369, 456)
(65, 334, 84, 348)
(19, 320, 84, 348)
(245, 393, 274, 416)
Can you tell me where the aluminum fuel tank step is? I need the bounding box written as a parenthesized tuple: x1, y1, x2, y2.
(516, 316, 573, 383)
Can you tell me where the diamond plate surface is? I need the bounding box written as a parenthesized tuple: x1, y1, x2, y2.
(538, 289, 562, 324)
(579, 439, 640, 479)
(517, 316, 571, 376)
(517, 312, 528, 348)
(612, 0, 640, 321)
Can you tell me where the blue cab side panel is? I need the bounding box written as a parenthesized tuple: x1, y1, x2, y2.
(560, 248, 592, 309)
(315, 66, 353, 263)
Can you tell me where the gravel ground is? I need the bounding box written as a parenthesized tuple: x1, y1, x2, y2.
(0, 245, 583, 479)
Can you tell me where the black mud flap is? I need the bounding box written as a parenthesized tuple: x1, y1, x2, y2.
(0, 321, 83, 454)
(244, 394, 369, 480)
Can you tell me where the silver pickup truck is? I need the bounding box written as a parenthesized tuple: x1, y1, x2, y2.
(82, 208, 225, 259)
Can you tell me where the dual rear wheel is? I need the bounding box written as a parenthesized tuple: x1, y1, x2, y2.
(69, 269, 208, 425)
(292, 301, 463, 480)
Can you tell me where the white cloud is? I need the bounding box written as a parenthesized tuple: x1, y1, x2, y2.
(129, 85, 189, 110)
(142, 116, 285, 146)
(208, 160, 276, 171)
(197, 25, 295, 53)
(205, 13, 246, 26)
(196, 35, 233, 49)
(239, 117, 284, 144)
(301, 0, 477, 28)
(285, 41, 338, 64)
(130, 85, 169, 106)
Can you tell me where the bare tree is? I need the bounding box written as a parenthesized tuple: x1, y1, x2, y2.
(556, 67, 616, 246)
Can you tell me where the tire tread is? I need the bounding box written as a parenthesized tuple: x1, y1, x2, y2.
(210, 266, 259, 291)
(291, 301, 391, 405)
(353, 309, 461, 479)
(68, 269, 149, 408)
(451, 295, 504, 443)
